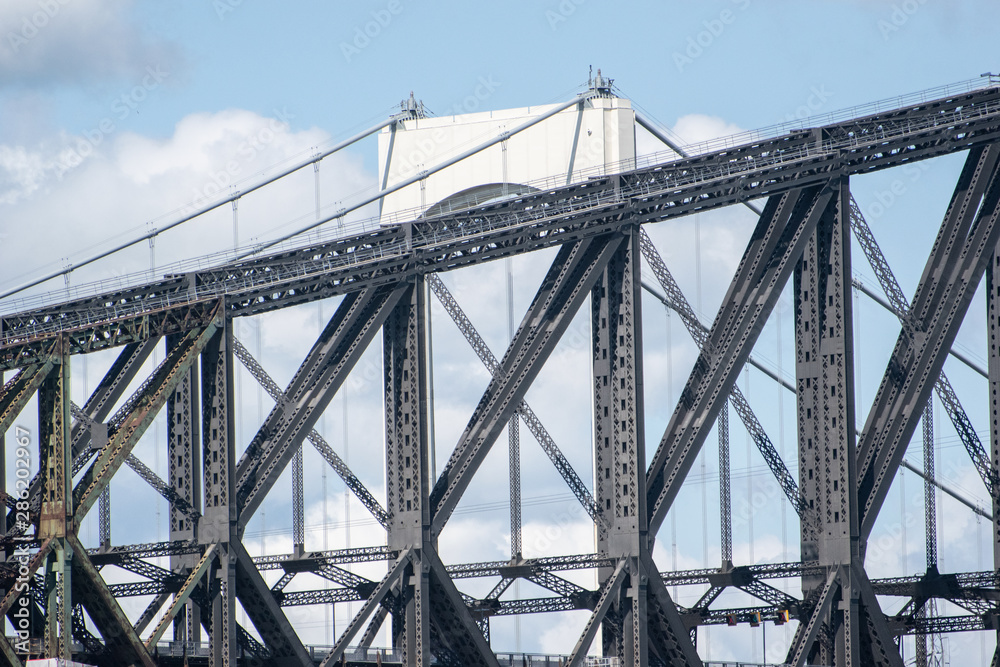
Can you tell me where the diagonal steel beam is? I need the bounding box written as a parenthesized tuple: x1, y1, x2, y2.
(71, 310, 221, 523)
(67, 532, 156, 667)
(738, 579, 800, 611)
(36, 340, 159, 531)
(857, 144, 1000, 539)
(424, 548, 501, 667)
(123, 453, 200, 520)
(0, 360, 58, 542)
(0, 538, 53, 665)
(232, 540, 311, 666)
(116, 556, 175, 584)
(0, 360, 54, 436)
(786, 568, 840, 667)
(235, 282, 406, 524)
(853, 562, 905, 667)
(319, 548, 412, 667)
(270, 571, 295, 594)
(359, 605, 389, 649)
(232, 336, 389, 527)
(644, 552, 703, 667)
(567, 559, 627, 667)
(527, 570, 589, 600)
(236, 623, 268, 660)
(990, 234, 1000, 662)
(69, 339, 159, 458)
(133, 591, 171, 637)
(639, 227, 807, 518)
(430, 234, 623, 536)
(484, 575, 515, 602)
(145, 543, 217, 648)
(850, 195, 997, 495)
(426, 273, 604, 526)
(646, 184, 836, 535)
(68, 399, 202, 522)
(72, 604, 104, 654)
(692, 585, 725, 610)
(316, 563, 375, 591)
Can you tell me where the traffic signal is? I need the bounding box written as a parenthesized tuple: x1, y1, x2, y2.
(749, 612, 762, 627)
(726, 614, 737, 626)
(775, 610, 789, 625)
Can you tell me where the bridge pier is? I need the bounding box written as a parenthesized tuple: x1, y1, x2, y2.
(168, 331, 203, 644)
(37, 338, 73, 659)
(384, 276, 433, 666)
(790, 176, 868, 666)
(199, 324, 238, 666)
(593, 223, 649, 665)
(591, 225, 703, 666)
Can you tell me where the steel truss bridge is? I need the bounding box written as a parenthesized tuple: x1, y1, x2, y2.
(2, 75, 1000, 667)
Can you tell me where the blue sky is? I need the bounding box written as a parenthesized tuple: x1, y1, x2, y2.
(1, 0, 999, 662)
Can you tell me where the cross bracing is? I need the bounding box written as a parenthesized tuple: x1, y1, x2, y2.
(0, 77, 999, 667)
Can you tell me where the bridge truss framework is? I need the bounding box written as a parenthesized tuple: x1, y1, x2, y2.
(2, 80, 1000, 667)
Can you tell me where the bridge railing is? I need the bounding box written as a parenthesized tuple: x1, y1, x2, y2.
(4, 82, 1000, 341)
(669, 74, 998, 157)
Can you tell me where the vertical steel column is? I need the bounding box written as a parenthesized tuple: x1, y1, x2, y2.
(916, 400, 936, 667)
(98, 486, 110, 548)
(507, 257, 522, 564)
(168, 332, 202, 642)
(292, 446, 304, 554)
(508, 417, 521, 560)
(201, 322, 236, 667)
(593, 225, 647, 665)
(923, 401, 937, 571)
(37, 336, 72, 659)
(987, 244, 1000, 663)
(385, 277, 430, 666)
(719, 403, 733, 568)
(794, 177, 859, 666)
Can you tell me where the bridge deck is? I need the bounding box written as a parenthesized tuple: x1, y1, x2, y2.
(3, 84, 1000, 370)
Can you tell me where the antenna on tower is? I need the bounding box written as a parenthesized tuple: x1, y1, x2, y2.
(401, 91, 425, 118)
(588, 67, 615, 97)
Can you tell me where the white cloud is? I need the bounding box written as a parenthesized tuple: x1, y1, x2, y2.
(0, 143, 48, 203)
(636, 113, 747, 160)
(671, 114, 745, 146)
(537, 610, 594, 656)
(0, 106, 375, 299)
(0, 0, 179, 86)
